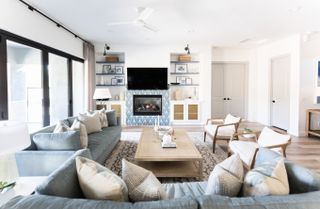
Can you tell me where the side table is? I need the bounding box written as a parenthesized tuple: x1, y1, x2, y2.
(0, 176, 46, 207)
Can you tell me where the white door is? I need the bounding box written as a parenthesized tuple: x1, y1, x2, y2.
(212, 63, 246, 118)
(271, 56, 290, 130)
(211, 63, 225, 118)
(224, 64, 246, 118)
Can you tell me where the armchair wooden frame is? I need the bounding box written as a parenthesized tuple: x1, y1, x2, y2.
(227, 130, 291, 170)
(204, 118, 241, 153)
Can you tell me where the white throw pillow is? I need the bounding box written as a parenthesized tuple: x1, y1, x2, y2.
(71, 119, 88, 148)
(76, 156, 128, 201)
(53, 121, 70, 133)
(96, 108, 108, 128)
(205, 154, 244, 197)
(243, 157, 289, 197)
(78, 112, 102, 134)
(121, 159, 167, 202)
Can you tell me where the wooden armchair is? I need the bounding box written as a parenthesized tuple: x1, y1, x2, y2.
(204, 114, 241, 153)
(228, 127, 291, 169)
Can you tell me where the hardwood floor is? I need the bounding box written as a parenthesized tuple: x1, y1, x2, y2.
(123, 122, 320, 173)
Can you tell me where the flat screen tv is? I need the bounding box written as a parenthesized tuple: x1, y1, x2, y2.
(127, 68, 168, 90)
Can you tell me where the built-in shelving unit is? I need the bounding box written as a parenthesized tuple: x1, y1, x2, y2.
(95, 52, 126, 101)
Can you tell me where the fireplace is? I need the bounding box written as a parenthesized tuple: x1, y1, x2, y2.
(133, 95, 162, 116)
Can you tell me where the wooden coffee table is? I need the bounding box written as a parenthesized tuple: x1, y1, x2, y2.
(134, 128, 203, 179)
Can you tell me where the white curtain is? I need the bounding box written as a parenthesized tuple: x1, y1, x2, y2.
(83, 42, 96, 111)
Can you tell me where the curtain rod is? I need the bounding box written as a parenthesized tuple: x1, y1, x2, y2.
(18, 0, 88, 43)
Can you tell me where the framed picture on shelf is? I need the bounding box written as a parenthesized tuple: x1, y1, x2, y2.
(175, 64, 188, 73)
(115, 66, 123, 74)
(111, 78, 117, 86)
(102, 65, 111, 73)
(186, 77, 192, 85)
(116, 76, 125, 85)
(108, 68, 116, 74)
(176, 76, 186, 85)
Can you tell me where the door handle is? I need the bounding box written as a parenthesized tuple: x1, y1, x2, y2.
(272, 100, 275, 103)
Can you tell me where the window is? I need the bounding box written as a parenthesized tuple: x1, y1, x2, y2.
(49, 53, 69, 124)
(0, 29, 84, 132)
(7, 41, 43, 132)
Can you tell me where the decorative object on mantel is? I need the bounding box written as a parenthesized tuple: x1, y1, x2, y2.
(103, 43, 111, 56)
(93, 88, 112, 102)
(0, 121, 30, 192)
(105, 56, 119, 62)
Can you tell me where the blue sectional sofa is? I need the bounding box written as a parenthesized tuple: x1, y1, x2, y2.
(15, 111, 121, 176)
(3, 148, 320, 209)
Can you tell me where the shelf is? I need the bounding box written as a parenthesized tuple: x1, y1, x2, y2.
(170, 72, 199, 75)
(170, 61, 200, 64)
(96, 84, 126, 87)
(96, 61, 125, 64)
(96, 73, 125, 75)
(170, 84, 199, 87)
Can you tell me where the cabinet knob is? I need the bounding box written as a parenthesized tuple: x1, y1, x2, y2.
(272, 100, 275, 103)
(223, 98, 226, 100)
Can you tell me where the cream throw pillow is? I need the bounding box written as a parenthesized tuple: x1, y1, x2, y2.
(76, 156, 128, 201)
(71, 119, 88, 148)
(205, 154, 244, 197)
(78, 112, 102, 134)
(53, 121, 70, 133)
(95, 108, 108, 128)
(243, 157, 289, 196)
(121, 159, 167, 202)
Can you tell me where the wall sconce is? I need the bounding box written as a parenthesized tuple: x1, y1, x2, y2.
(184, 44, 190, 55)
(103, 44, 111, 56)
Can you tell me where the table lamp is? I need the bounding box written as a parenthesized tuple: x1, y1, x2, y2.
(93, 88, 112, 104)
(0, 121, 30, 190)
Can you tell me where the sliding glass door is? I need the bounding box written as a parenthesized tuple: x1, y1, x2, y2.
(49, 53, 69, 124)
(72, 60, 86, 116)
(6, 40, 43, 132)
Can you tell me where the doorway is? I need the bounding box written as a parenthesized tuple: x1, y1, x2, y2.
(211, 62, 247, 119)
(270, 55, 290, 131)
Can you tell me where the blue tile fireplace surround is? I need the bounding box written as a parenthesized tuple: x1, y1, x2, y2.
(126, 90, 170, 126)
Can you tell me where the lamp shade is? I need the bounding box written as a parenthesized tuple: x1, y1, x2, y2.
(0, 121, 30, 155)
(93, 88, 112, 100)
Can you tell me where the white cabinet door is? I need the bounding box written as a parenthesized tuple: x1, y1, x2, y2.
(271, 56, 290, 130)
(212, 63, 246, 119)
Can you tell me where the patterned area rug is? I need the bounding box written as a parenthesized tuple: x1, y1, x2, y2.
(105, 132, 227, 182)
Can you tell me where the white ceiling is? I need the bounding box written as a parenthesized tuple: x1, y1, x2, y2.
(24, 0, 320, 46)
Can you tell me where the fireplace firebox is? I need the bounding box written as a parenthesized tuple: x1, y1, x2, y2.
(133, 95, 162, 116)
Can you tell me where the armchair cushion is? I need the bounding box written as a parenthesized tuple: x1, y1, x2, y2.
(258, 127, 290, 147)
(204, 124, 235, 137)
(224, 114, 241, 126)
(229, 141, 259, 167)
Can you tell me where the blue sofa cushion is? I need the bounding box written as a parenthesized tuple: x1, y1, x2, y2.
(33, 131, 82, 150)
(163, 182, 207, 199)
(106, 110, 117, 126)
(0, 194, 198, 209)
(35, 149, 92, 198)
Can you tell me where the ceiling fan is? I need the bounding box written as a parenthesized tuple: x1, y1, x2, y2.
(107, 7, 159, 32)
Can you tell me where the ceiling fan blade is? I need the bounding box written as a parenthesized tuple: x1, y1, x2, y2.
(137, 7, 154, 21)
(142, 22, 159, 32)
(107, 21, 134, 26)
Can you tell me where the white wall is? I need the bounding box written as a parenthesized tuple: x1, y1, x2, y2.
(299, 33, 320, 135)
(251, 35, 301, 136)
(213, 36, 301, 136)
(94, 43, 212, 123)
(0, 0, 83, 58)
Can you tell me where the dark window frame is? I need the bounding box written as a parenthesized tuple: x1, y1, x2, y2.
(0, 29, 84, 126)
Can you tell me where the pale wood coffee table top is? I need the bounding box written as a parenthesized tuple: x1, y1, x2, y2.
(135, 128, 202, 161)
